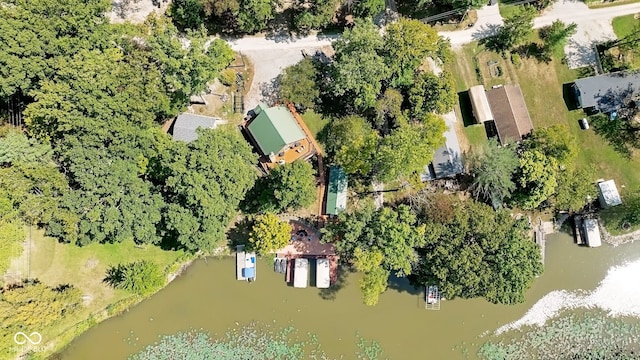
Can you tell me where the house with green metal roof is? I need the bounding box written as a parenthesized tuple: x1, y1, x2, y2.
(246, 103, 306, 159)
(325, 166, 348, 216)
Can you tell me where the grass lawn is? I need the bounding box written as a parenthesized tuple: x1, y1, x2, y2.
(452, 40, 640, 231)
(8, 229, 186, 358)
(301, 110, 327, 139)
(463, 124, 490, 152)
(612, 14, 638, 39)
(498, 2, 521, 19)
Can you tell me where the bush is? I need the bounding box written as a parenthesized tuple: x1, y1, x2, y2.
(104, 260, 165, 296)
(511, 53, 522, 67)
(218, 68, 236, 86)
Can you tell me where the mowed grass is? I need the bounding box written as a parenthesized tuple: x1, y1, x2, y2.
(10, 230, 184, 357)
(452, 41, 640, 202)
(301, 110, 328, 139)
(612, 14, 639, 39)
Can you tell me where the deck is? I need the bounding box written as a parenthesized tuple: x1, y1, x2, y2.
(236, 245, 246, 280)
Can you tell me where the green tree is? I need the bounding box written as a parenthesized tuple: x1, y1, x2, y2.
(279, 58, 319, 111)
(0, 130, 52, 165)
(236, 0, 276, 33)
(0, 221, 24, 275)
(514, 150, 559, 210)
(413, 197, 543, 304)
(553, 167, 597, 213)
(408, 70, 457, 118)
(0, 0, 112, 98)
(540, 20, 578, 55)
(332, 19, 389, 111)
(484, 6, 537, 53)
(169, 0, 206, 30)
(325, 115, 380, 179)
(374, 88, 407, 132)
(249, 213, 292, 254)
(383, 18, 439, 88)
(470, 139, 519, 203)
(352, 0, 385, 18)
(322, 203, 425, 305)
(104, 260, 166, 295)
(353, 248, 389, 306)
(375, 119, 445, 182)
(524, 124, 578, 166)
(265, 161, 317, 212)
(293, 0, 338, 30)
(159, 128, 258, 252)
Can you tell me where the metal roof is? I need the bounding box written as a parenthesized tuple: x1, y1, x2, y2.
(325, 166, 348, 215)
(598, 179, 622, 208)
(316, 258, 330, 288)
(469, 85, 494, 123)
(247, 103, 306, 155)
(486, 85, 533, 145)
(583, 218, 602, 248)
(421, 116, 463, 181)
(573, 70, 640, 113)
(173, 113, 225, 142)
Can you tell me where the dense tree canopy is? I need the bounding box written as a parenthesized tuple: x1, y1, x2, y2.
(279, 58, 319, 111)
(325, 115, 380, 179)
(383, 18, 439, 88)
(322, 203, 426, 305)
(553, 167, 597, 213)
(249, 213, 292, 254)
(157, 128, 258, 251)
(469, 140, 519, 203)
(408, 70, 457, 118)
(514, 150, 559, 210)
(412, 197, 543, 304)
(524, 124, 578, 166)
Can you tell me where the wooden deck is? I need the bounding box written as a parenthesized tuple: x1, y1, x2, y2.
(236, 245, 246, 281)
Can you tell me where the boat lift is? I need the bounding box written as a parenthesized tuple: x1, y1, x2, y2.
(425, 285, 441, 310)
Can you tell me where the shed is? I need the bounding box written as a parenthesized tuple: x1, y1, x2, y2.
(172, 113, 226, 142)
(468, 85, 494, 123)
(573, 70, 640, 113)
(583, 218, 602, 248)
(293, 258, 309, 288)
(598, 180, 622, 208)
(325, 166, 348, 215)
(486, 85, 533, 145)
(246, 103, 306, 156)
(316, 258, 330, 289)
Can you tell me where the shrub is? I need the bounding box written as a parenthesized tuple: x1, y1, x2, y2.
(104, 260, 165, 296)
(218, 68, 236, 86)
(511, 53, 522, 67)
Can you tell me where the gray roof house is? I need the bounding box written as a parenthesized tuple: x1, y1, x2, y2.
(598, 179, 622, 208)
(421, 120, 463, 181)
(172, 113, 227, 142)
(573, 70, 640, 113)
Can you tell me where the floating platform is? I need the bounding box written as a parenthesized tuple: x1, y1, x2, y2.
(236, 245, 256, 281)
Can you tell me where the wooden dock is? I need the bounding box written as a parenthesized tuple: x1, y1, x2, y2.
(534, 230, 546, 265)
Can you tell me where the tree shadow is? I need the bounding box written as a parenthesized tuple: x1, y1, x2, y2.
(473, 24, 502, 42)
(226, 216, 254, 251)
(591, 114, 638, 158)
(387, 273, 421, 295)
(458, 91, 476, 127)
(318, 267, 350, 300)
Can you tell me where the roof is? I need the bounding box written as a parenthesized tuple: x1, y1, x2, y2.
(242, 267, 255, 278)
(583, 218, 602, 247)
(325, 166, 348, 215)
(486, 85, 533, 145)
(293, 258, 309, 288)
(573, 70, 640, 113)
(598, 180, 622, 208)
(316, 258, 330, 289)
(173, 113, 225, 142)
(247, 103, 306, 155)
(421, 117, 463, 181)
(469, 85, 494, 123)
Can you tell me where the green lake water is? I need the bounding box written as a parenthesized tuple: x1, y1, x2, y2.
(59, 232, 640, 359)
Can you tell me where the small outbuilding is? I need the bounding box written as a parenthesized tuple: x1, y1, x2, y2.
(468, 85, 494, 123)
(172, 113, 226, 142)
(583, 218, 602, 248)
(598, 179, 622, 208)
(325, 166, 348, 216)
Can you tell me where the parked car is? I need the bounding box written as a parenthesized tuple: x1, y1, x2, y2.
(579, 118, 589, 130)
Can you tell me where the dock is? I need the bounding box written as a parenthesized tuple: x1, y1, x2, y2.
(236, 245, 256, 281)
(534, 217, 547, 265)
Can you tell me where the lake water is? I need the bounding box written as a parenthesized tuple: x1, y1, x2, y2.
(60, 232, 640, 359)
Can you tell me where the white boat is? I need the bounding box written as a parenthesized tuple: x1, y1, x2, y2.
(427, 286, 438, 304)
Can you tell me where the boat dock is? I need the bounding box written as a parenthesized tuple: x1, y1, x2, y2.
(573, 215, 585, 245)
(236, 245, 256, 281)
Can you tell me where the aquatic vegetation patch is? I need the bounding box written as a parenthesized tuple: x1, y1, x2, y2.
(129, 323, 385, 360)
(479, 312, 640, 360)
